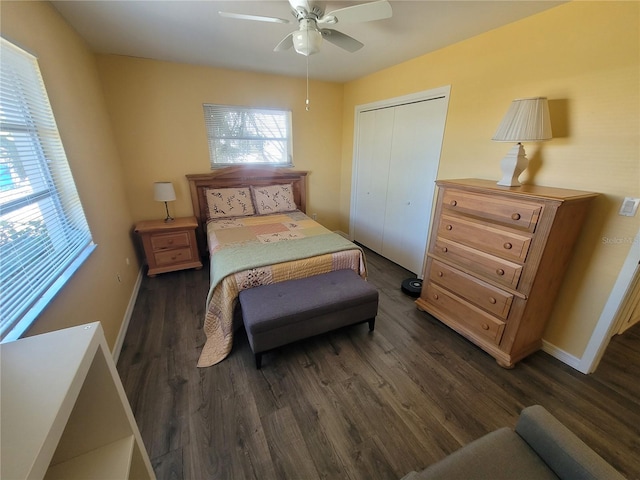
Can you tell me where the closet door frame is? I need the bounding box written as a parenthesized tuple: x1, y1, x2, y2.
(349, 85, 451, 275)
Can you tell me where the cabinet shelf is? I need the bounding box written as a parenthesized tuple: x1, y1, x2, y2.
(45, 436, 135, 480)
(1, 322, 155, 480)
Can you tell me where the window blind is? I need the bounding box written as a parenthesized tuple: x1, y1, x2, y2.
(203, 104, 292, 167)
(0, 38, 95, 341)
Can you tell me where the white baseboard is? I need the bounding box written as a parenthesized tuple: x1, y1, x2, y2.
(112, 267, 144, 363)
(541, 339, 585, 373)
(334, 230, 350, 239)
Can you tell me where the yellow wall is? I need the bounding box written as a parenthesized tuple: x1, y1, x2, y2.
(96, 56, 345, 231)
(0, 1, 139, 349)
(341, 1, 640, 358)
(2, 1, 637, 364)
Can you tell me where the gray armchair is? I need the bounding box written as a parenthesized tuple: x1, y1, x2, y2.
(401, 405, 625, 480)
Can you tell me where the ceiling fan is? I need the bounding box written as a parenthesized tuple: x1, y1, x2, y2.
(219, 0, 393, 56)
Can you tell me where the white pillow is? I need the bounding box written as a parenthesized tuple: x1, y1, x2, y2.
(251, 183, 297, 214)
(205, 187, 255, 219)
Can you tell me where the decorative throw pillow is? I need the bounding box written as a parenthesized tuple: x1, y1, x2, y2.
(251, 183, 297, 214)
(205, 187, 255, 219)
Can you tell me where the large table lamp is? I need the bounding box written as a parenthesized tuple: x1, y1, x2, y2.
(154, 181, 176, 222)
(492, 97, 552, 187)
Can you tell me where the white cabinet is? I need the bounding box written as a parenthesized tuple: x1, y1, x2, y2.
(352, 88, 449, 275)
(1, 322, 155, 480)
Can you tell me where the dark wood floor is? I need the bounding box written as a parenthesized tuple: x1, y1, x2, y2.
(117, 247, 640, 480)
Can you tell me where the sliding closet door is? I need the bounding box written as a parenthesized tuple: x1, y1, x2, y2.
(382, 97, 448, 274)
(352, 108, 394, 253)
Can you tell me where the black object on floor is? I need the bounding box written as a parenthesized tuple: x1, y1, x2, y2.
(401, 278, 422, 297)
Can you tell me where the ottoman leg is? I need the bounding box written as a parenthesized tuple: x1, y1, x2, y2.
(368, 317, 375, 331)
(255, 352, 263, 370)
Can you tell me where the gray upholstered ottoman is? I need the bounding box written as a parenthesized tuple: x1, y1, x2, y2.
(238, 269, 378, 369)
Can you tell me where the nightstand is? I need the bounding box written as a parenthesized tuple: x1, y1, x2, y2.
(134, 216, 203, 277)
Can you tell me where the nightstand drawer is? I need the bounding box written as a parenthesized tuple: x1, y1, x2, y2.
(434, 238, 523, 289)
(424, 282, 506, 345)
(429, 259, 513, 319)
(151, 231, 190, 250)
(438, 214, 532, 263)
(154, 247, 194, 266)
(443, 189, 542, 232)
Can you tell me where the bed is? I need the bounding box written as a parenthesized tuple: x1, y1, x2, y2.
(186, 167, 367, 367)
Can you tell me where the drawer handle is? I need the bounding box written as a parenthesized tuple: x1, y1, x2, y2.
(496, 268, 505, 276)
(445, 224, 453, 231)
(511, 213, 521, 221)
(168, 239, 174, 244)
(481, 323, 490, 331)
(450, 200, 457, 206)
(437, 271, 444, 277)
(433, 293, 439, 300)
(442, 247, 448, 253)
(488, 297, 497, 304)
(503, 242, 513, 250)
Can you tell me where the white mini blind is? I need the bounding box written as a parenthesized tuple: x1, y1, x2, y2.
(203, 104, 292, 167)
(0, 38, 95, 341)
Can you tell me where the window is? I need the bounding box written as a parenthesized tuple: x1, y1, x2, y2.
(0, 38, 95, 342)
(203, 104, 292, 167)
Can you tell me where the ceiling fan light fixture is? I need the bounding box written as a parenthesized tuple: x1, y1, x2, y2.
(221, 0, 393, 57)
(293, 25, 323, 56)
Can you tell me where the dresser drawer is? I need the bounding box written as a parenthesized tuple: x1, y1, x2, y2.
(150, 231, 190, 251)
(154, 247, 194, 266)
(433, 238, 523, 289)
(423, 282, 506, 345)
(429, 259, 513, 319)
(442, 189, 542, 232)
(438, 214, 532, 263)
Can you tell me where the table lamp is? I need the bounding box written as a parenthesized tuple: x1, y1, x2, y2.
(153, 182, 176, 222)
(492, 97, 552, 186)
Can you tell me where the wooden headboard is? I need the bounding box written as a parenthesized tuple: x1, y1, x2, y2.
(186, 166, 309, 256)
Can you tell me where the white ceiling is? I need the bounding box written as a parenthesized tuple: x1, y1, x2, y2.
(51, 1, 564, 83)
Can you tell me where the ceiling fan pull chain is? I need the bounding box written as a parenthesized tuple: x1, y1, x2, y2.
(305, 61, 310, 111)
(305, 29, 310, 111)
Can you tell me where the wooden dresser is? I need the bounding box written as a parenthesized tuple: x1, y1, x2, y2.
(416, 179, 597, 368)
(135, 216, 202, 277)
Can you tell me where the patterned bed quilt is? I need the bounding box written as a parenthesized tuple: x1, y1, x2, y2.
(198, 210, 366, 367)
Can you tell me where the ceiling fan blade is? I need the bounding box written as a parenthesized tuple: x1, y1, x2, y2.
(218, 11, 290, 24)
(320, 29, 364, 53)
(320, 0, 392, 25)
(274, 32, 294, 52)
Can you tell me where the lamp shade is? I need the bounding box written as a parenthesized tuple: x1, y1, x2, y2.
(492, 97, 552, 142)
(153, 182, 176, 202)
